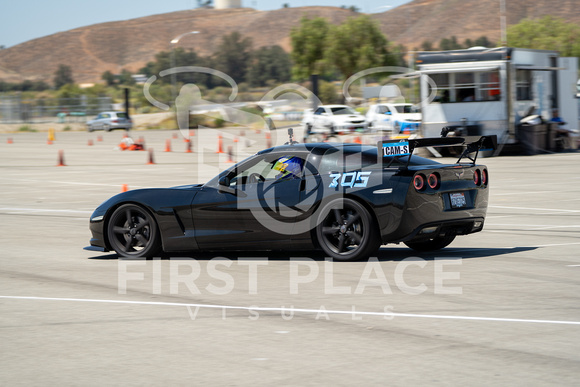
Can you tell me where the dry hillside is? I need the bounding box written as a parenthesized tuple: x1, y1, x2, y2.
(0, 0, 578, 84)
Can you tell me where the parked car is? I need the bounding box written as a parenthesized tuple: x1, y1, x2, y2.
(302, 105, 367, 140)
(366, 103, 421, 133)
(87, 111, 132, 132)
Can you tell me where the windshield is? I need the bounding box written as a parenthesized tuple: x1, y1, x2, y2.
(394, 105, 415, 114)
(330, 106, 357, 115)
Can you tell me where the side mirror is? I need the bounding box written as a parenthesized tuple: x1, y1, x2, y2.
(218, 175, 235, 194)
(385, 111, 392, 115)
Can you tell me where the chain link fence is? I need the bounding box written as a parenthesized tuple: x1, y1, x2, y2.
(0, 95, 114, 124)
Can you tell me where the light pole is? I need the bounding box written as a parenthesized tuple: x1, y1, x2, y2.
(170, 31, 200, 105)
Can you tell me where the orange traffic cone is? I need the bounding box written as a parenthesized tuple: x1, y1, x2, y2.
(88, 139, 93, 146)
(266, 132, 272, 148)
(7, 138, 13, 144)
(57, 150, 66, 166)
(216, 135, 224, 154)
(226, 146, 234, 163)
(172, 132, 178, 139)
(164, 139, 172, 152)
(354, 136, 362, 144)
(121, 184, 128, 193)
(97, 135, 103, 142)
(147, 148, 155, 165)
(185, 140, 192, 153)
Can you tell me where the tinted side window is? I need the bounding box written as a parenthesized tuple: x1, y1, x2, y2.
(318, 147, 379, 174)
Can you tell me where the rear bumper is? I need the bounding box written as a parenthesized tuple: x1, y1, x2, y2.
(392, 217, 485, 243)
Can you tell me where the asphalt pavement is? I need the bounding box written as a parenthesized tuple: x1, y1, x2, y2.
(1, 128, 579, 386)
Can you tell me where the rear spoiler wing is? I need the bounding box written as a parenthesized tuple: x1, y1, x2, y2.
(380, 135, 497, 168)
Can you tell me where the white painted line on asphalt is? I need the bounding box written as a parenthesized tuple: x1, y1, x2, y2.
(2, 177, 146, 188)
(485, 224, 580, 231)
(493, 190, 578, 196)
(1, 295, 579, 326)
(489, 205, 580, 213)
(531, 242, 580, 248)
(486, 223, 580, 228)
(567, 265, 580, 267)
(0, 207, 92, 215)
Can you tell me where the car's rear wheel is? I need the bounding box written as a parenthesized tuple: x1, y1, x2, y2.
(404, 234, 456, 252)
(107, 204, 160, 258)
(316, 198, 380, 261)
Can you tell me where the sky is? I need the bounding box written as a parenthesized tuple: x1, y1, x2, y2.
(0, 0, 411, 48)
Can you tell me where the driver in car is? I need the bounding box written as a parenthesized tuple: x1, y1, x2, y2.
(272, 156, 303, 180)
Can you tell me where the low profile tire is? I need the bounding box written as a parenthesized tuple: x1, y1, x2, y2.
(316, 198, 380, 261)
(404, 234, 456, 252)
(107, 204, 160, 258)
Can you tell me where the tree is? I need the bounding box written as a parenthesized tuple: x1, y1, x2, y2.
(213, 32, 253, 84)
(139, 47, 210, 87)
(118, 69, 135, 86)
(438, 36, 462, 51)
(421, 40, 434, 51)
(325, 15, 394, 79)
(507, 16, 580, 57)
(197, 0, 212, 8)
(54, 64, 74, 89)
(474, 36, 493, 48)
(290, 17, 331, 80)
(247, 45, 292, 87)
(102, 70, 116, 86)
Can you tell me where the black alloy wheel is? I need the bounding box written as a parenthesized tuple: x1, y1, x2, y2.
(316, 198, 380, 261)
(107, 204, 160, 258)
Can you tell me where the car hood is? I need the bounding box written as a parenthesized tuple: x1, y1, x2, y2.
(397, 113, 422, 122)
(333, 115, 366, 123)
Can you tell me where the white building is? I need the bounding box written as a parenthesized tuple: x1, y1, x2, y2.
(214, 0, 242, 9)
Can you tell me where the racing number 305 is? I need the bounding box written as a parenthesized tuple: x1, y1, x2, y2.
(329, 171, 372, 188)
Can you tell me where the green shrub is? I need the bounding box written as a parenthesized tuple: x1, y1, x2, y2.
(18, 125, 36, 132)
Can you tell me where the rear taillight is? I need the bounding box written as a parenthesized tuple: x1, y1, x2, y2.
(414, 174, 426, 191)
(482, 169, 488, 185)
(474, 169, 481, 186)
(428, 173, 440, 189)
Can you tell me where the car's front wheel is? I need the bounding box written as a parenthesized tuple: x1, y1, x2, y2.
(103, 124, 111, 132)
(404, 234, 456, 252)
(316, 198, 380, 261)
(107, 204, 160, 258)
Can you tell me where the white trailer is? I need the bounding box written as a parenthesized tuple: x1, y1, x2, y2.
(416, 47, 578, 153)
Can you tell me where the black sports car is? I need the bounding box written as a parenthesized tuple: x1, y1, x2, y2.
(87, 134, 496, 261)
